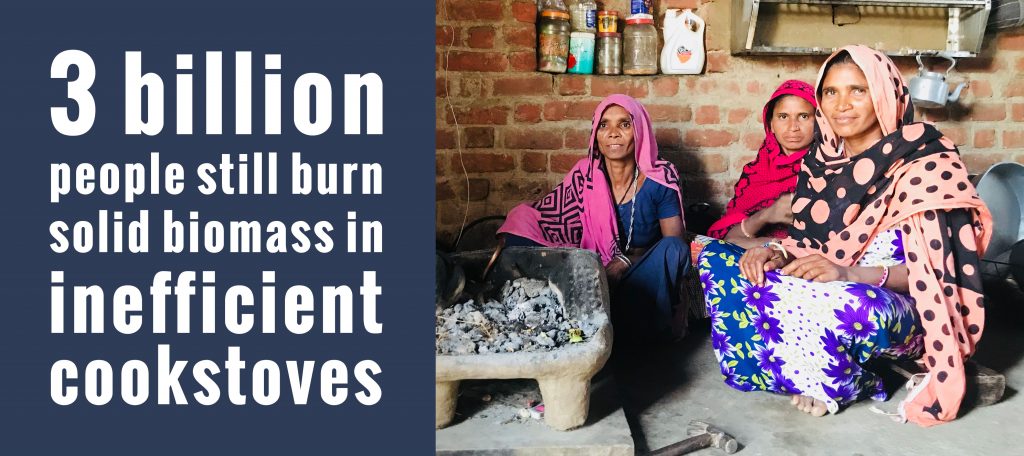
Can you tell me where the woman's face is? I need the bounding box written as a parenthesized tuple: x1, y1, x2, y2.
(770, 95, 815, 154)
(596, 105, 635, 162)
(820, 63, 883, 147)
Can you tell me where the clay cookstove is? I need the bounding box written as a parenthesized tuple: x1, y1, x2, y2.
(436, 247, 613, 431)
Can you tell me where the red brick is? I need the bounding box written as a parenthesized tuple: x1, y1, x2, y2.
(591, 77, 649, 98)
(446, 51, 508, 72)
(436, 154, 447, 176)
(997, 33, 1024, 51)
(695, 105, 720, 125)
(463, 127, 495, 148)
(467, 178, 490, 201)
(968, 80, 992, 98)
(963, 152, 1007, 173)
(543, 100, 601, 121)
(1013, 103, 1024, 122)
(437, 129, 456, 149)
(696, 80, 717, 94)
(742, 132, 763, 151)
(436, 77, 448, 97)
(437, 181, 455, 201)
(436, 26, 457, 46)
(499, 179, 548, 202)
(958, 57, 1003, 73)
(493, 74, 552, 96)
(564, 129, 592, 149)
(968, 103, 1007, 121)
(456, 152, 515, 173)
(504, 129, 563, 150)
(684, 129, 738, 148)
(522, 152, 548, 172)
(943, 126, 967, 146)
(503, 25, 535, 48)
(731, 153, 756, 172)
(917, 107, 949, 123)
(509, 51, 537, 72)
(656, 128, 683, 151)
(664, 0, 701, 8)
(728, 108, 752, 124)
(1005, 131, 1024, 148)
(652, 77, 679, 97)
(556, 75, 588, 95)
(974, 129, 996, 149)
(706, 51, 729, 73)
(746, 81, 763, 95)
(551, 152, 585, 173)
(646, 104, 691, 122)
(514, 104, 542, 123)
(780, 56, 816, 73)
(446, 105, 509, 125)
(511, 1, 537, 23)
(467, 26, 496, 49)
(700, 153, 729, 174)
(1006, 80, 1024, 97)
(445, 0, 502, 21)
(1015, 57, 1024, 72)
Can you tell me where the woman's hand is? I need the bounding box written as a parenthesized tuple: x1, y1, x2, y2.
(605, 258, 630, 286)
(781, 254, 849, 283)
(739, 246, 789, 286)
(766, 193, 795, 224)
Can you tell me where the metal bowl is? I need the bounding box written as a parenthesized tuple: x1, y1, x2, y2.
(974, 162, 1024, 264)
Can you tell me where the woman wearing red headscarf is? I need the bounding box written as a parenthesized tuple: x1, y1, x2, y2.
(706, 80, 817, 249)
(696, 45, 991, 426)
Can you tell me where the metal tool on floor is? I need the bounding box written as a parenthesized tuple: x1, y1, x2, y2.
(647, 420, 739, 455)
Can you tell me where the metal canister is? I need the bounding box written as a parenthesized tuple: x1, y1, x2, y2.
(597, 10, 618, 33)
(623, 16, 658, 75)
(595, 32, 622, 75)
(538, 10, 572, 73)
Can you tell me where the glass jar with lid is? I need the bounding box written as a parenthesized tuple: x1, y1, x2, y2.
(538, 10, 572, 73)
(622, 15, 657, 75)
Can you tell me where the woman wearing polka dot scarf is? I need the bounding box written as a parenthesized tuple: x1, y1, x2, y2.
(695, 45, 991, 426)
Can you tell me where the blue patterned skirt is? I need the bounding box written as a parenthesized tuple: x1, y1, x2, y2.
(696, 236, 924, 413)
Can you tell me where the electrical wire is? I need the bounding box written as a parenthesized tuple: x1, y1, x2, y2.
(440, 0, 472, 249)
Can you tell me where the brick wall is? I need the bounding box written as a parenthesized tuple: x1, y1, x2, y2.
(436, 0, 1024, 243)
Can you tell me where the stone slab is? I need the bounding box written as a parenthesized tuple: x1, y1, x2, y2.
(436, 376, 633, 456)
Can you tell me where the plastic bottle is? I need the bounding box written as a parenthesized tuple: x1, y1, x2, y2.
(568, 32, 595, 74)
(660, 9, 705, 75)
(567, 0, 597, 33)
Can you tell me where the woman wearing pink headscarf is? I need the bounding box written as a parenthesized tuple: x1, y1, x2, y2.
(499, 94, 689, 342)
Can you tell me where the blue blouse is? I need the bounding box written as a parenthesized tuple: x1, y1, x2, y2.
(616, 179, 681, 250)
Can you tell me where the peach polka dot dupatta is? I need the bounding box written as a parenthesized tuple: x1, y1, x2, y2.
(782, 45, 992, 426)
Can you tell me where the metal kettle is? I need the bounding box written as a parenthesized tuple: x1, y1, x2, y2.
(909, 54, 967, 109)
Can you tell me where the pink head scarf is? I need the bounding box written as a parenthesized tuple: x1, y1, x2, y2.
(499, 94, 683, 265)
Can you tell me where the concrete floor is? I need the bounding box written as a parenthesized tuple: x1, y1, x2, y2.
(438, 279, 1024, 455)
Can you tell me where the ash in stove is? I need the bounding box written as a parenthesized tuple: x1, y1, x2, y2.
(436, 278, 596, 355)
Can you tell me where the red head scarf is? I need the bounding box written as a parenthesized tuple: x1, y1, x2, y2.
(707, 80, 817, 239)
(499, 95, 683, 266)
(783, 45, 992, 426)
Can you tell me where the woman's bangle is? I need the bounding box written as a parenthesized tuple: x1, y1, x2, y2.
(740, 218, 753, 238)
(762, 240, 789, 259)
(616, 254, 632, 268)
(876, 265, 890, 287)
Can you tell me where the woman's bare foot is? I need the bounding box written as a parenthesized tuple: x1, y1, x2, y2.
(790, 395, 828, 416)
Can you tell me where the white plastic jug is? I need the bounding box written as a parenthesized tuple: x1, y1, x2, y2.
(660, 9, 705, 75)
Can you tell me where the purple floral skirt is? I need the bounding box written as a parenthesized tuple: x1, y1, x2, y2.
(697, 235, 923, 413)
